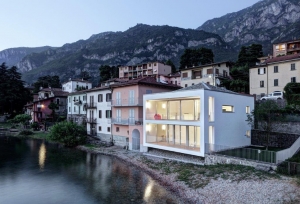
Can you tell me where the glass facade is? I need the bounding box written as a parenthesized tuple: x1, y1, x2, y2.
(146, 98, 200, 121)
(146, 123, 200, 151)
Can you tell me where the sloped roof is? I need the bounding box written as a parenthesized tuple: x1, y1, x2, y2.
(175, 82, 248, 96)
(111, 76, 181, 89)
(62, 78, 91, 84)
(40, 88, 69, 97)
(265, 54, 300, 64)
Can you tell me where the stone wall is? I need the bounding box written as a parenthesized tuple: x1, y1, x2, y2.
(251, 129, 300, 148)
(97, 133, 112, 142)
(275, 122, 300, 134)
(112, 135, 128, 148)
(204, 154, 277, 171)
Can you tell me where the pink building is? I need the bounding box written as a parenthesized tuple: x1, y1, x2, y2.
(157, 72, 181, 86)
(118, 62, 172, 79)
(33, 88, 68, 122)
(110, 77, 181, 151)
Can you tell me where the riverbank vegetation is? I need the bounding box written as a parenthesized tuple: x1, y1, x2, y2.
(48, 121, 86, 147)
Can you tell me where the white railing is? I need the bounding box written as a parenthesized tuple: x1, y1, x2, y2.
(276, 136, 300, 164)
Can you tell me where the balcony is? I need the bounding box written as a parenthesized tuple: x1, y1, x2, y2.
(112, 118, 143, 125)
(86, 118, 97, 123)
(85, 103, 97, 109)
(287, 45, 300, 53)
(111, 98, 143, 106)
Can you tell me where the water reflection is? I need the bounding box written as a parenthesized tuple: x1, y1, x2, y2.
(0, 136, 180, 203)
(39, 143, 46, 170)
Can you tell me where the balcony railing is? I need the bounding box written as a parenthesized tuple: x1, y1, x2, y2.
(85, 103, 97, 109)
(111, 98, 143, 106)
(112, 118, 143, 125)
(86, 118, 97, 123)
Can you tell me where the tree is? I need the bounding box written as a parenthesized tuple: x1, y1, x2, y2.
(165, 59, 177, 73)
(246, 100, 286, 150)
(48, 102, 59, 122)
(80, 71, 91, 81)
(49, 121, 87, 147)
(284, 82, 300, 105)
(236, 44, 263, 67)
(33, 75, 61, 93)
(179, 48, 214, 70)
(99, 65, 119, 82)
(9, 114, 31, 129)
(0, 63, 32, 116)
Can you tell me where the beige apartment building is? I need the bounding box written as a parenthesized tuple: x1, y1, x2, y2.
(273, 39, 300, 57)
(180, 61, 231, 87)
(118, 62, 171, 79)
(249, 54, 300, 97)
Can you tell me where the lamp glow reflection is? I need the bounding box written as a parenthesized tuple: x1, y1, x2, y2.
(143, 180, 154, 201)
(39, 143, 46, 170)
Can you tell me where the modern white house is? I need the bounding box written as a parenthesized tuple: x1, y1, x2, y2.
(86, 86, 112, 141)
(67, 90, 87, 125)
(62, 78, 92, 93)
(143, 82, 254, 157)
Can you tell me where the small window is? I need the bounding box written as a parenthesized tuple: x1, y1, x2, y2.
(260, 81, 264, 87)
(86, 86, 88, 89)
(222, 105, 234, 113)
(185, 84, 188, 87)
(291, 63, 296, 70)
(154, 63, 157, 66)
(291, 77, 296, 83)
(106, 93, 112, 102)
(274, 66, 278, 73)
(83, 96, 86, 101)
(182, 73, 188, 78)
(274, 79, 278, 86)
(69, 107, 71, 112)
(148, 64, 151, 67)
(98, 94, 103, 102)
(99, 126, 102, 131)
(74, 106, 76, 111)
(69, 97, 71, 102)
(246, 106, 250, 114)
(175, 81, 177, 85)
(107, 127, 111, 132)
(116, 127, 119, 132)
(99, 110, 102, 118)
(106, 110, 112, 118)
(258, 68, 266, 75)
(246, 130, 251, 138)
(192, 83, 194, 85)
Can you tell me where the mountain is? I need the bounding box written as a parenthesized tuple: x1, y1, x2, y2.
(18, 24, 234, 85)
(197, 0, 300, 54)
(0, 46, 54, 67)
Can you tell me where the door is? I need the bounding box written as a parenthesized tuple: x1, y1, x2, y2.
(116, 109, 121, 123)
(129, 108, 135, 124)
(129, 90, 135, 105)
(116, 92, 121, 105)
(132, 129, 140, 151)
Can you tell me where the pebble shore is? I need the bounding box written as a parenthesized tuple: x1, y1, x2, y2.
(77, 145, 300, 204)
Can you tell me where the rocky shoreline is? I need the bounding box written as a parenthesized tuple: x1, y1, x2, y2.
(77, 145, 300, 204)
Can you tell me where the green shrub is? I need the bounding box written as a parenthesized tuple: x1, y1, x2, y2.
(49, 121, 86, 147)
(31, 122, 40, 130)
(19, 130, 33, 136)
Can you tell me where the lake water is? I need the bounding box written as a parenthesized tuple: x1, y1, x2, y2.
(0, 136, 179, 204)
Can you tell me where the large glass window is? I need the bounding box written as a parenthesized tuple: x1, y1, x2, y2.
(146, 124, 200, 151)
(146, 98, 200, 121)
(208, 97, 214, 121)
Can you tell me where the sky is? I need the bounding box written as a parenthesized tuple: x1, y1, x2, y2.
(0, 0, 260, 51)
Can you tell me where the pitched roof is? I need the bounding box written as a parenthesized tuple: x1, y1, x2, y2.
(181, 61, 231, 71)
(40, 88, 69, 97)
(110, 76, 181, 89)
(175, 82, 250, 96)
(265, 54, 300, 64)
(62, 78, 91, 84)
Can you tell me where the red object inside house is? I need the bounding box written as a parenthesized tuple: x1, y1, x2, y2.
(154, 114, 161, 120)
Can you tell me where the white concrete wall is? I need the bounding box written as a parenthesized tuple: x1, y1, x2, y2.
(203, 91, 254, 148)
(143, 89, 254, 157)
